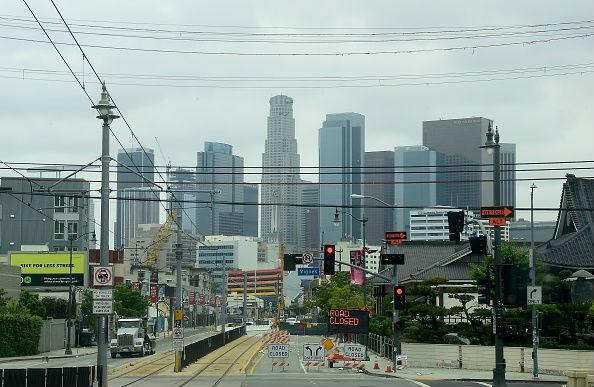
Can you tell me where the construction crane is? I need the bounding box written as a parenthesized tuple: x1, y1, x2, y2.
(145, 211, 175, 267)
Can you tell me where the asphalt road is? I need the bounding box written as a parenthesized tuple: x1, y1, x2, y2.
(0, 327, 211, 369)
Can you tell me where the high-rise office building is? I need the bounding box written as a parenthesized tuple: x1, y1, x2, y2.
(196, 142, 244, 236)
(115, 148, 157, 248)
(120, 187, 160, 249)
(394, 146, 439, 234)
(260, 95, 301, 246)
(169, 168, 196, 233)
(364, 151, 395, 245)
(422, 117, 516, 211)
(243, 184, 259, 237)
(319, 113, 365, 244)
(300, 181, 320, 249)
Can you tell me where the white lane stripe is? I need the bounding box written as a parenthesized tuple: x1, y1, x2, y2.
(404, 379, 432, 387)
(475, 382, 492, 387)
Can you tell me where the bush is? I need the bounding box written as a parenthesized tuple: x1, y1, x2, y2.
(0, 313, 43, 356)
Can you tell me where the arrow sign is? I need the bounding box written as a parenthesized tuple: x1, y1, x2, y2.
(303, 344, 324, 361)
(527, 286, 542, 305)
(480, 206, 515, 219)
(385, 231, 407, 240)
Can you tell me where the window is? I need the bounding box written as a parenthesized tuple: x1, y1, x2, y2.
(67, 196, 79, 213)
(67, 221, 78, 239)
(54, 196, 66, 213)
(54, 221, 65, 240)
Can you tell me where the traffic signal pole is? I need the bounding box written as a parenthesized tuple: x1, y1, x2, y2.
(392, 264, 400, 367)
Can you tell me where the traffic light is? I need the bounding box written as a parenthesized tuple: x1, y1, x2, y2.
(477, 266, 491, 305)
(393, 286, 406, 310)
(447, 211, 465, 243)
(323, 245, 336, 275)
(283, 254, 303, 272)
(502, 264, 528, 307)
(469, 235, 487, 255)
(394, 320, 405, 332)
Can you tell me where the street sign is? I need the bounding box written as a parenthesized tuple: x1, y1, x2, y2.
(385, 231, 407, 240)
(328, 308, 369, 333)
(297, 267, 320, 276)
(527, 286, 542, 305)
(172, 338, 184, 351)
(92, 266, 113, 287)
(322, 338, 335, 350)
(173, 327, 184, 339)
(268, 344, 290, 358)
(302, 344, 324, 362)
(488, 217, 507, 226)
(302, 252, 314, 264)
(92, 300, 113, 314)
(381, 253, 405, 265)
(344, 343, 365, 360)
(480, 206, 515, 219)
(92, 289, 112, 300)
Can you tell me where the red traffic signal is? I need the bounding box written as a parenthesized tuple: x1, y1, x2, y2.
(323, 244, 336, 275)
(394, 320, 405, 332)
(325, 245, 335, 254)
(394, 286, 406, 310)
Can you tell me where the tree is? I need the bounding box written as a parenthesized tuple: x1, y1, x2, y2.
(19, 291, 46, 318)
(80, 292, 95, 329)
(0, 289, 10, 311)
(42, 297, 68, 319)
(311, 272, 369, 320)
(114, 284, 150, 318)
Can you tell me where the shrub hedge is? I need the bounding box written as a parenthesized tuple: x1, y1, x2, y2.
(0, 314, 43, 357)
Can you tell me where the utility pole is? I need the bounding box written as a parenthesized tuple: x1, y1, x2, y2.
(392, 257, 400, 367)
(174, 209, 183, 372)
(530, 183, 539, 378)
(93, 83, 118, 387)
(221, 242, 227, 343)
(483, 124, 506, 387)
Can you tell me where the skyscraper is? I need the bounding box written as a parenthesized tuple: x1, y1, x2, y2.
(169, 167, 196, 233)
(196, 142, 244, 236)
(364, 151, 395, 245)
(243, 184, 259, 237)
(422, 117, 516, 211)
(300, 181, 320, 249)
(319, 113, 365, 244)
(394, 146, 439, 234)
(261, 95, 301, 246)
(115, 148, 158, 248)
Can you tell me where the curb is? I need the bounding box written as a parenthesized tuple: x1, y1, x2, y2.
(361, 368, 564, 384)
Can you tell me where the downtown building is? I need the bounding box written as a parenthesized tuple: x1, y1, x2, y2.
(196, 142, 245, 236)
(260, 95, 302, 247)
(115, 148, 159, 249)
(364, 151, 395, 245)
(319, 113, 365, 244)
(422, 117, 516, 211)
(394, 145, 440, 234)
(300, 181, 320, 249)
(169, 167, 197, 234)
(0, 176, 93, 254)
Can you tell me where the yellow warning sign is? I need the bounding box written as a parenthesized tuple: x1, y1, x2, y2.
(175, 309, 183, 321)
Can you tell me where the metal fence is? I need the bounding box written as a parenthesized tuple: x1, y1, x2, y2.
(354, 332, 394, 358)
(0, 366, 97, 387)
(181, 325, 246, 369)
(278, 322, 328, 336)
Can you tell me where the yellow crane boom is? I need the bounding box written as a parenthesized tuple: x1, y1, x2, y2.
(145, 211, 174, 267)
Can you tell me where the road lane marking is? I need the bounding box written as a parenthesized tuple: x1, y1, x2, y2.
(249, 352, 265, 375)
(475, 383, 492, 387)
(404, 379, 432, 387)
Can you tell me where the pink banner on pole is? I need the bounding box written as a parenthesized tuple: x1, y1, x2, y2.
(350, 250, 365, 285)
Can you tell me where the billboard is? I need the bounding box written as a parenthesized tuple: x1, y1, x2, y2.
(9, 252, 86, 288)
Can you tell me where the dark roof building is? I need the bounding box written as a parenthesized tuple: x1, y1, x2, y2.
(536, 175, 594, 269)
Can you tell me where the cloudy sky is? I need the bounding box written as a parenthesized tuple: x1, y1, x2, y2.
(2, 0, 593, 236)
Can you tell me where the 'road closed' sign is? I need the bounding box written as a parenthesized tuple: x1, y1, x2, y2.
(268, 344, 289, 358)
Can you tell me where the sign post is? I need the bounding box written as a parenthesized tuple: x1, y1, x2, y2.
(527, 286, 542, 305)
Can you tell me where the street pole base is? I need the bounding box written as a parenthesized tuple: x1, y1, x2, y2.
(492, 367, 507, 387)
(64, 349, 72, 355)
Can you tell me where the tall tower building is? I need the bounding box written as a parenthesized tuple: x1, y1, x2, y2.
(243, 184, 259, 237)
(319, 113, 365, 244)
(169, 167, 196, 234)
(364, 151, 395, 245)
(260, 95, 301, 246)
(196, 142, 244, 236)
(300, 181, 320, 249)
(115, 148, 158, 248)
(394, 146, 439, 234)
(422, 117, 516, 211)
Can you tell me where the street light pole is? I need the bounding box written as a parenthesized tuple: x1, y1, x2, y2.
(93, 83, 118, 387)
(482, 124, 506, 387)
(65, 236, 74, 355)
(530, 183, 539, 378)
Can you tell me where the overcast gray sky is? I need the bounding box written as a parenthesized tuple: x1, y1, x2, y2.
(2, 0, 593, 237)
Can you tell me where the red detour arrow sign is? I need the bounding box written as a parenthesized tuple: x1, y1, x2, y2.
(480, 206, 514, 219)
(385, 231, 407, 241)
(93, 266, 113, 287)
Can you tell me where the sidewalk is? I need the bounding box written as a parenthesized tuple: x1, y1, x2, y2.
(361, 354, 567, 383)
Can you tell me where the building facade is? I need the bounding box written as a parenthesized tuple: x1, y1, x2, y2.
(169, 168, 196, 234)
(0, 177, 92, 254)
(319, 113, 365, 244)
(364, 151, 395, 245)
(260, 95, 302, 246)
(300, 182, 320, 249)
(120, 187, 160, 249)
(243, 184, 259, 237)
(115, 148, 157, 248)
(394, 146, 439, 234)
(196, 142, 245, 236)
(195, 235, 261, 284)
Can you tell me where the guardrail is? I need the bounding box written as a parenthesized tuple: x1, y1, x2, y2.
(181, 325, 246, 369)
(0, 365, 98, 387)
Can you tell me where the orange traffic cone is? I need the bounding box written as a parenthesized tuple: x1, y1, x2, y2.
(373, 359, 380, 370)
(385, 362, 393, 373)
